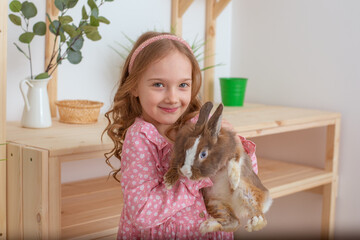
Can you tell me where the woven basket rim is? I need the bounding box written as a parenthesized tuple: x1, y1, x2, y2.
(55, 100, 104, 109)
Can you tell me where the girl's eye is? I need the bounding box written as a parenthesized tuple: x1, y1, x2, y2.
(199, 150, 208, 159)
(179, 83, 190, 88)
(153, 82, 164, 87)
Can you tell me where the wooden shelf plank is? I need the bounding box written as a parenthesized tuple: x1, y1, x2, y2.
(6, 104, 340, 161)
(60, 158, 333, 239)
(258, 158, 333, 199)
(61, 177, 122, 239)
(62, 176, 120, 199)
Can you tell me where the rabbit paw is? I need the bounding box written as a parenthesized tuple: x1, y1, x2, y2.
(199, 218, 222, 234)
(245, 216, 267, 232)
(163, 168, 179, 190)
(228, 158, 241, 190)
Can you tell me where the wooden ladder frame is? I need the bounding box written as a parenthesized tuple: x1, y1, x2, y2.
(171, 0, 231, 102)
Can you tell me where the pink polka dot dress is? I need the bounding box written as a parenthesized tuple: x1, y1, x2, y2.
(117, 117, 258, 240)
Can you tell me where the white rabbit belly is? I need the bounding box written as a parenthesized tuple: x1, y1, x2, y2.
(206, 168, 232, 200)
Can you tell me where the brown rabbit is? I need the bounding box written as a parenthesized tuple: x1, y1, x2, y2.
(164, 102, 272, 234)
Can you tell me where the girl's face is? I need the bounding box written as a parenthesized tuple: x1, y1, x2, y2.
(133, 50, 192, 136)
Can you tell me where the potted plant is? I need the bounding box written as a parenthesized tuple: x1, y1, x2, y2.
(8, 0, 114, 128)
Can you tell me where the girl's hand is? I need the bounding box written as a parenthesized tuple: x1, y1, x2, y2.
(221, 119, 241, 145)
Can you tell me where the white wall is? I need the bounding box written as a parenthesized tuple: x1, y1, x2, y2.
(232, 0, 360, 237)
(6, 1, 232, 180)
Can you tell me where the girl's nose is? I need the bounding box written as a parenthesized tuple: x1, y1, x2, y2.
(165, 88, 178, 104)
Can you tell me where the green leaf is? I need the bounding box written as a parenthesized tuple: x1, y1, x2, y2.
(69, 36, 84, 51)
(82, 25, 97, 32)
(54, 0, 65, 11)
(66, 0, 78, 8)
(60, 31, 66, 42)
(87, 0, 97, 10)
(85, 30, 101, 41)
(21, 1, 37, 19)
(82, 6, 88, 20)
(9, 0, 22, 12)
(35, 72, 50, 79)
(98, 16, 110, 24)
(62, 24, 77, 38)
(59, 16, 73, 24)
(33, 21, 46, 36)
(90, 16, 99, 27)
(49, 20, 61, 34)
(13, 42, 29, 59)
(8, 14, 21, 26)
(19, 32, 35, 44)
(82, 26, 101, 41)
(67, 50, 82, 64)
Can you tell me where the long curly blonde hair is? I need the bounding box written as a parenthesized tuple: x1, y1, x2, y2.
(103, 31, 203, 181)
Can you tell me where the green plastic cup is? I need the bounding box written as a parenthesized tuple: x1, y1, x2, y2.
(219, 77, 248, 106)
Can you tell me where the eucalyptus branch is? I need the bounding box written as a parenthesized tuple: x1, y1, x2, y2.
(8, 0, 114, 79)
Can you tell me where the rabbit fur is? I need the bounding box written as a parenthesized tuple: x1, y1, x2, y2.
(164, 102, 272, 234)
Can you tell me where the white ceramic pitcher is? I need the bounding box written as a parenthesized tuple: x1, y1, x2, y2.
(19, 77, 52, 128)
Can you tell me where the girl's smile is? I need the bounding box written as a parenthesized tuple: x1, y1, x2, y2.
(159, 106, 179, 113)
(133, 50, 192, 136)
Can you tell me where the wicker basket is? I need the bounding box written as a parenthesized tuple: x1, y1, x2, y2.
(55, 100, 104, 124)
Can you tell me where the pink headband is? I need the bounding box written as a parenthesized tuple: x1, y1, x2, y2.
(128, 34, 193, 73)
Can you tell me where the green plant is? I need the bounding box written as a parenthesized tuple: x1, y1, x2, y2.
(8, 0, 114, 80)
(111, 32, 223, 72)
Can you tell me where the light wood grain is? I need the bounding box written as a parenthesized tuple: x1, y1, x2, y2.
(321, 119, 341, 239)
(6, 144, 23, 239)
(204, 0, 216, 102)
(0, 1, 7, 239)
(61, 177, 122, 239)
(45, 0, 59, 117)
(49, 156, 61, 239)
(22, 147, 49, 239)
(203, 0, 231, 102)
(6, 105, 340, 159)
(213, 0, 231, 19)
(258, 158, 333, 199)
(7, 119, 112, 159)
(171, 0, 194, 36)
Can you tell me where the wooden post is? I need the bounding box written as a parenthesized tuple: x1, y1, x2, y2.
(6, 144, 23, 239)
(45, 0, 59, 117)
(48, 157, 61, 239)
(0, 0, 8, 239)
(204, 0, 230, 102)
(171, 0, 194, 36)
(22, 147, 49, 239)
(321, 118, 341, 239)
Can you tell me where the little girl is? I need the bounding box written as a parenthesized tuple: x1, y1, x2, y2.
(104, 31, 258, 240)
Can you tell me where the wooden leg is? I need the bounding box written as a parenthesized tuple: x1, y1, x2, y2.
(49, 156, 61, 239)
(22, 146, 49, 239)
(321, 182, 337, 239)
(6, 143, 23, 239)
(321, 119, 340, 239)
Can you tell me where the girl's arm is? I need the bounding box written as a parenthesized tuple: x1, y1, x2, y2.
(120, 131, 211, 230)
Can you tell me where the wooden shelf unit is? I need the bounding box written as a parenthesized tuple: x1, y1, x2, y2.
(6, 103, 340, 239)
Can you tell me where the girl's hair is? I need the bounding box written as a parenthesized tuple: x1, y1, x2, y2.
(103, 31, 203, 181)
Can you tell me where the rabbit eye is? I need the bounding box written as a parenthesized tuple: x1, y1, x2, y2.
(199, 150, 208, 160)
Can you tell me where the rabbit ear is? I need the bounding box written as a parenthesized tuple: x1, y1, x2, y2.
(195, 102, 213, 129)
(207, 103, 224, 137)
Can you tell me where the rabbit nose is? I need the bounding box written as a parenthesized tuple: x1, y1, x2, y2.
(180, 165, 192, 179)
